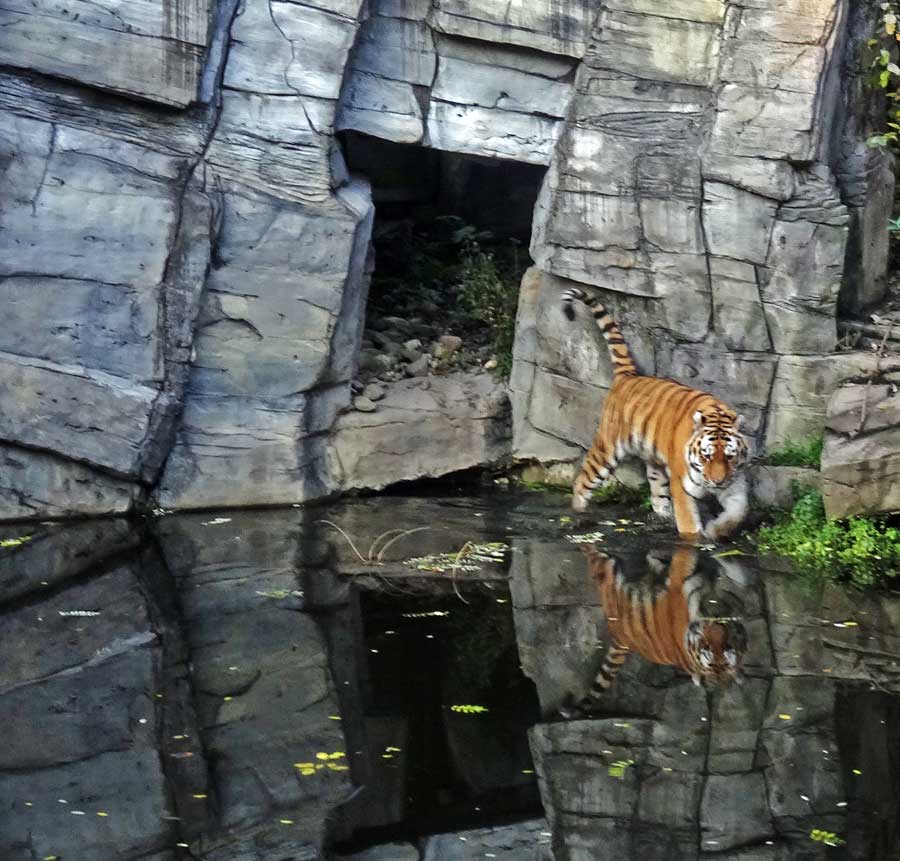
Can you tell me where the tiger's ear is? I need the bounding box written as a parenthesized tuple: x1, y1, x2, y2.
(734, 414, 745, 431)
(692, 411, 703, 430)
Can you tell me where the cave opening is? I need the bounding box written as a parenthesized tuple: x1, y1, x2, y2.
(340, 132, 545, 392)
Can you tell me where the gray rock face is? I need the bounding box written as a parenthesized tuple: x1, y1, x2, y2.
(330, 372, 511, 491)
(0, 0, 892, 518)
(822, 380, 900, 518)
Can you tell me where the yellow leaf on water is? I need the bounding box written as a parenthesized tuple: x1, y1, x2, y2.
(223, 696, 233, 702)
(279, 819, 295, 825)
(191, 794, 207, 799)
(315, 752, 329, 761)
(294, 762, 314, 769)
(778, 714, 792, 721)
(853, 769, 862, 775)
(328, 715, 341, 720)
(96, 812, 109, 817)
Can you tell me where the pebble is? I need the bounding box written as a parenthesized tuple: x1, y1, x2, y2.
(483, 357, 498, 370)
(406, 355, 430, 377)
(432, 334, 463, 359)
(363, 383, 386, 402)
(350, 379, 365, 394)
(353, 396, 377, 413)
(360, 350, 393, 373)
(403, 338, 422, 352)
(382, 316, 411, 333)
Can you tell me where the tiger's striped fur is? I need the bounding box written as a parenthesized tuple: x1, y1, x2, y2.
(562, 287, 751, 541)
(560, 545, 748, 718)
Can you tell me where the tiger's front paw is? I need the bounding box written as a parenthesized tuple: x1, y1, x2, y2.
(572, 493, 589, 513)
(651, 498, 673, 519)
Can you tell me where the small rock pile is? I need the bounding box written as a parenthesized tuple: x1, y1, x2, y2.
(351, 315, 498, 412)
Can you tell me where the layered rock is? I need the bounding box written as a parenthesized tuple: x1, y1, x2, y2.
(822, 376, 900, 518)
(513, 0, 894, 470)
(0, 0, 892, 517)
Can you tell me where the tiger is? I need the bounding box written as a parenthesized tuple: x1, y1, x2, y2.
(562, 287, 751, 541)
(560, 544, 748, 718)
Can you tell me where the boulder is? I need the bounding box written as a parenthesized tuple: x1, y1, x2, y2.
(329, 372, 511, 491)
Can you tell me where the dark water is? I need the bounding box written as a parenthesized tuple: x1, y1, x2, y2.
(1, 491, 900, 860)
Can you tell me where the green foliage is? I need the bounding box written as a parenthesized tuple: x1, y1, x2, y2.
(757, 490, 900, 588)
(591, 481, 651, 507)
(764, 435, 824, 469)
(457, 240, 522, 378)
(865, 2, 900, 152)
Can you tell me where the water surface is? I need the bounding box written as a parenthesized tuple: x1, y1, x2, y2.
(1, 491, 899, 860)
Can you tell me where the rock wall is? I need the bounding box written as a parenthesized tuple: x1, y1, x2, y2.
(0, 0, 892, 519)
(512, 0, 896, 466)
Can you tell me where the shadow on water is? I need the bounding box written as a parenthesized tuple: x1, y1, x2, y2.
(1, 491, 900, 859)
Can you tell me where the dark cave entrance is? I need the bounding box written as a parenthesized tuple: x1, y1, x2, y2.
(340, 132, 546, 388)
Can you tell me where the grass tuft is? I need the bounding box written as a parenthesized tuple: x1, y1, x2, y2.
(765, 435, 824, 469)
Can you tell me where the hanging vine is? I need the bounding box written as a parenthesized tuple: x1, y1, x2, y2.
(866, 1, 900, 151)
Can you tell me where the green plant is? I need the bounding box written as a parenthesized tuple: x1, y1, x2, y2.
(458, 240, 521, 378)
(764, 435, 824, 469)
(591, 481, 651, 507)
(865, 2, 900, 152)
(757, 490, 900, 588)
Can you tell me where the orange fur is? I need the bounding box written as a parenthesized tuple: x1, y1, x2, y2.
(561, 288, 750, 541)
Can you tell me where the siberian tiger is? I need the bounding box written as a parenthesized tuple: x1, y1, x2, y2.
(562, 288, 751, 541)
(560, 544, 748, 718)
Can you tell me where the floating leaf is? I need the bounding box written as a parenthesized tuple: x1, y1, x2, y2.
(714, 549, 746, 558)
(778, 714, 792, 721)
(566, 532, 605, 543)
(450, 704, 489, 714)
(0, 536, 31, 548)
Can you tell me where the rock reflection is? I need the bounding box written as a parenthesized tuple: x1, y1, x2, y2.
(514, 527, 900, 860)
(3, 496, 900, 859)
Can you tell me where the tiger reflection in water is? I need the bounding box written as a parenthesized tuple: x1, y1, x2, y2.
(560, 544, 749, 718)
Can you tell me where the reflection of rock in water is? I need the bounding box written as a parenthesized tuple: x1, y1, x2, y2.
(513, 533, 900, 860)
(4, 494, 900, 859)
(559, 545, 749, 717)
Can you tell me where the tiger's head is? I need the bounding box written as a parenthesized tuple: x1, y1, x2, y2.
(685, 617, 748, 688)
(687, 409, 750, 488)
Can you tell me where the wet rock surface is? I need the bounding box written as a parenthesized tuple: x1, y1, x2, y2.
(2, 491, 900, 859)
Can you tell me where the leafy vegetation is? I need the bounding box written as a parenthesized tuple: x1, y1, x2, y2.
(457, 239, 524, 378)
(367, 217, 527, 380)
(592, 481, 652, 508)
(865, 2, 900, 152)
(764, 435, 824, 469)
(757, 489, 900, 588)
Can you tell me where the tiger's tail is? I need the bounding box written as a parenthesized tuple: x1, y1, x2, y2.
(561, 288, 638, 378)
(559, 546, 631, 719)
(559, 642, 631, 719)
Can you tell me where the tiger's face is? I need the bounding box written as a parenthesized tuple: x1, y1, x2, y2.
(685, 618, 748, 688)
(688, 410, 749, 488)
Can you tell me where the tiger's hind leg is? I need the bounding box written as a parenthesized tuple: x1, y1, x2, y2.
(645, 464, 673, 520)
(559, 642, 631, 719)
(572, 434, 619, 512)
